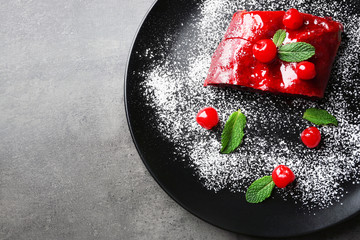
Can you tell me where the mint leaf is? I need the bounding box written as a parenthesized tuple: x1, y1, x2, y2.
(303, 108, 338, 126)
(220, 109, 246, 154)
(273, 29, 286, 47)
(246, 176, 275, 203)
(278, 42, 315, 62)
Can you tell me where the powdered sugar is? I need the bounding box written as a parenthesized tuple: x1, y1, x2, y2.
(140, 0, 360, 210)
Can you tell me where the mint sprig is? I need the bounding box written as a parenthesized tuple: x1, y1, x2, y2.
(272, 29, 286, 47)
(303, 108, 338, 126)
(278, 42, 315, 62)
(272, 29, 316, 62)
(246, 176, 275, 203)
(220, 109, 246, 154)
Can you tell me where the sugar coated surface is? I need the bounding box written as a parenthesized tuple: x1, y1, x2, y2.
(140, 0, 360, 210)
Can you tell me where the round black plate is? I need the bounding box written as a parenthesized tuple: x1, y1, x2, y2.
(125, 0, 360, 237)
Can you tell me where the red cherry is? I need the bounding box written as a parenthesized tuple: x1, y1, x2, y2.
(301, 127, 321, 148)
(272, 165, 295, 188)
(252, 39, 277, 63)
(283, 8, 304, 30)
(196, 107, 219, 130)
(296, 61, 316, 80)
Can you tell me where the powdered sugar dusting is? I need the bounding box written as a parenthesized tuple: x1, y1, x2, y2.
(140, 0, 360, 210)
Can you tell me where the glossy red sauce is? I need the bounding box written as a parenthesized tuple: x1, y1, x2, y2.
(204, 10, 343, 98)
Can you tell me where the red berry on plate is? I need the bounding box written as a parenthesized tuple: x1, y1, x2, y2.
(283, 8, 304, 30)
(252, 39, 277, 63)
(196, 107, 219, 130)
(296, 61, 316, 80)
(272, 165, 295, 188)
(301, 126, 321, 148)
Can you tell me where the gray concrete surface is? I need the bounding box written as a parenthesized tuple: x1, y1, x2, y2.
(1, 0, 360, 239)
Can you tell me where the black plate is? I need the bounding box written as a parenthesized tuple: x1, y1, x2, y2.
(125, 0, 360, 237)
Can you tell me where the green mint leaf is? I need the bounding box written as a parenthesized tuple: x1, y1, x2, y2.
(303, 108, 338, 126)
(220, 109, 246, 154)
(246, 176, 275, 203)
(278, 42, 315, 62)
(273, 29, 286, 47)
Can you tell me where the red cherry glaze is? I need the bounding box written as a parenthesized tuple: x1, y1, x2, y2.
(272, 165, 295, 188)
(252, 39, 277, 63)
(205, 10, 343, 98)
(283, 8, 304, 30)
(296, 61, 316, 80)
(301, 127, 321, 148)
(196, 107, 219, 130)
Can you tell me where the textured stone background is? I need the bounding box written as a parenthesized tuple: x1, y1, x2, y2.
(1, 0, 360, 239)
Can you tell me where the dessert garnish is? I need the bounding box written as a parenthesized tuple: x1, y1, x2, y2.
(277, 41, 315, 63)
(220, 109, 246, 154)
(283, 8, 304, 30)
(296, 61, 316, 80)
(246, 176, 275, 204)
(253, 28, 316, 64)
(272, 165, 296, 188)
(271, 29, 316, 63)
(194, 105, 337, 200)
(196, 107, 219, 129)
(300, 108, 337, 148)
(272, 29, 286, 47)
(301, 126, 321, 148)
(246, 165, 295, 203)
(252, 39, 277, 63)
(303, 108, 338, 126)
